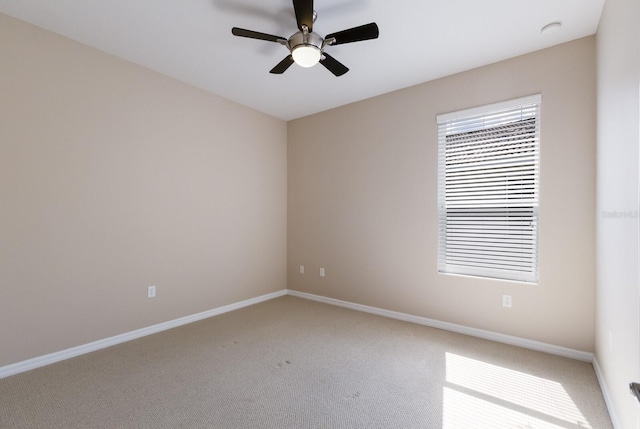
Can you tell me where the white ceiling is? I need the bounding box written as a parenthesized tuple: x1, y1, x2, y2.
(0, 0, 605, 121)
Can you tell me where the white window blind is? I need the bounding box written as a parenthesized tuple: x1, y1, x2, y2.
(437, 95, 541, 283)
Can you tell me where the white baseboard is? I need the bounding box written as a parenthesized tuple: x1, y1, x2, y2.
(287, 290, 594, 363)
(0, 288, 595, 380)
(592, 356, 621, 429)
(0, 289, 287, 379)
(1, 287, 617, 426)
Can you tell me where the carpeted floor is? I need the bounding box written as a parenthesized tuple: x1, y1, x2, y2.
(0, 296, 613, 428)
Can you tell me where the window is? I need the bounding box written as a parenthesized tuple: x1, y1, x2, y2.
(437, 95, 541, 283)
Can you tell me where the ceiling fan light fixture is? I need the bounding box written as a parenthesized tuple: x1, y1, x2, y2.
(231, 1, 380, 76)
(292, 45, 321, 67)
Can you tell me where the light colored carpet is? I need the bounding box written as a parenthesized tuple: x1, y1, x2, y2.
(0, 296, 613, 428)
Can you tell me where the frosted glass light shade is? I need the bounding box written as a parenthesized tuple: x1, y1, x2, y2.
(292, 45, 321, 67)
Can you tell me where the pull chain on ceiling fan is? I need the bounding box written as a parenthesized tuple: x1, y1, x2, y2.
(231, 0, 379, 76)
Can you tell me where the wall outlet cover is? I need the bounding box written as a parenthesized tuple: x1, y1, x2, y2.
(502, 294, 512, 308)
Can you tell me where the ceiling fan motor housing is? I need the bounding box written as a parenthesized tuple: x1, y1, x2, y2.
(288, 30, 324, 67)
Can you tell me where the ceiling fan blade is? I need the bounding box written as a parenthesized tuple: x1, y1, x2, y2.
(320, 53, 349, 77)
(293, 0, 314, 32)
(232, 27, 287, 43)
(325, 23, 379, 46)
(270, 56, 295, 74)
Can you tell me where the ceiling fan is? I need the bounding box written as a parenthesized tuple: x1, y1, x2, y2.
(231, 0, 379, 76)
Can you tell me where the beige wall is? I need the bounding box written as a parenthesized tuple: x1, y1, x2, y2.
(596, 0, 640, 426)
(0, 14, 287, 367)
(0, 10, 600, 373)
(288, 37, 596, 352)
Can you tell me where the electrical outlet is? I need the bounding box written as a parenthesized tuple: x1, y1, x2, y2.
(300, 265, 305, 274)
(320, 268, 325, 277)
(148, 285, 156, 298)
(502, 294, 512, 308)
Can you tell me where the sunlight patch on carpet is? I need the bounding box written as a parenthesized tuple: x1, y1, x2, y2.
(444, 353, 591, 428)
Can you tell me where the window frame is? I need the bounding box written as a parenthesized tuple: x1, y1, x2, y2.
(436, 94, 541, 284)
